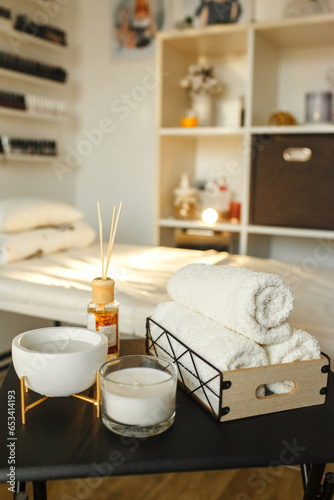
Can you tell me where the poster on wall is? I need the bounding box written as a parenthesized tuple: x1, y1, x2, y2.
(112, 0, 165, 58)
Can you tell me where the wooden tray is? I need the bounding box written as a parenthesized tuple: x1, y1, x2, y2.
(146, 318, 330, 422)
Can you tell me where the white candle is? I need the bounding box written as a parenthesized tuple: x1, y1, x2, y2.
(101, 367, 176, 426)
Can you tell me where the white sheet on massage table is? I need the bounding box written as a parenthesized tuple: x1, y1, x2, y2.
(0, 244, 226, 336)
(0, 243, 333, 358)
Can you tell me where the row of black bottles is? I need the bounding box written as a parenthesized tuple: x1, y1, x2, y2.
(15, 15, 67, 47)
(0, 90, 26, 110)
(0, 136, 57, 156)
(0, 7, 11, 20)
(0, 50, 67, 83)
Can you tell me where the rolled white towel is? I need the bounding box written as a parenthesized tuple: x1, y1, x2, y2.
(151, 302, 268, 373)
(167, 263, 294, 345)
(263, 329, 321, 395)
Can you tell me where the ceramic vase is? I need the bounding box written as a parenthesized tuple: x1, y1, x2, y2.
(191, 93, 213, 127)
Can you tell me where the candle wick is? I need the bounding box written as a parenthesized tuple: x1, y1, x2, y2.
(134, 377, 139, 386)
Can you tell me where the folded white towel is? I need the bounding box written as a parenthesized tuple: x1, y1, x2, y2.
(0, 221, 95, 264)
(262, 329, 321, 395)
(264, 328, 321, 364)
(151, 302, 268, 372)
(167, 263, 295, 345)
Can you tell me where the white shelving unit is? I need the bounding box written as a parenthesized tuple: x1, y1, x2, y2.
(155, 13, 334, 258)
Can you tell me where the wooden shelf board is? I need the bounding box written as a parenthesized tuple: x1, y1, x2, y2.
(247, 225, 334, 239)
(0, 154, 59, 164)
(0, 107, 71, 123)
(158, 23, 248, 56)
(254, 13, 334, 48)
(0, 25, 67, 52)
(159, 218, 243, 233)
(0, 67, 68, 89)
(160, 127, 245, 136)
(251, 124, 334, 135)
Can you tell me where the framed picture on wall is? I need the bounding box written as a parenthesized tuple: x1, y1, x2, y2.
(111, 0, 166, 58)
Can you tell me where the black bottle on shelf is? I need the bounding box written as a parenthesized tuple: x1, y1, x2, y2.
(0, 50, 67, 83)
(0, 7, 11, 20)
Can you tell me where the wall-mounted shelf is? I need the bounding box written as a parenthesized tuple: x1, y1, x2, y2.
(0, 107, 71, 123)
(0, 24, 67, 52)
(0, 106, 72, 123)
(0, 67, 68, 89)
(0, 154, 59, 164)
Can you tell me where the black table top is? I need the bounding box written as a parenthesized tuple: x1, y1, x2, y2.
(0, 339, 333, 483)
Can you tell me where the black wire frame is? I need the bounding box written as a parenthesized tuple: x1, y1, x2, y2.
(146, 317, 224, 420)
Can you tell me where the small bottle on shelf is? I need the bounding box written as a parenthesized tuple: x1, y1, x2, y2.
(87, 277, 119, 359)
(173, 173, 198, 219)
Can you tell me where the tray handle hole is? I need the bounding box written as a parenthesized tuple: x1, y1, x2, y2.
(256, 381, 296, 399)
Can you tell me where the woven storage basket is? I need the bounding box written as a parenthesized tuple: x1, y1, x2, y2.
(250, 134, 334, 230)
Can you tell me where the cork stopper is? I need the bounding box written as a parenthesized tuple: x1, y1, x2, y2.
(92, 277, 115, 304)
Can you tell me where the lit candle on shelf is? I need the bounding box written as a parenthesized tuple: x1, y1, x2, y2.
(100, 355, 177, 437)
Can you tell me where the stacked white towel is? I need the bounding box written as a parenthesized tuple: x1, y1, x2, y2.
(151, 301, 269, 372)
(262, 329, 321, 395)
(151, 302, 269, 403)
(151, 262, 322, 398)
(167, 263, 294, 345)
(264, 328, 321, 365)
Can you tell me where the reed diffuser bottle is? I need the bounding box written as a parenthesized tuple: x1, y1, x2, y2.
(87, 277, 119, 359)
(87, 200, 123, 359)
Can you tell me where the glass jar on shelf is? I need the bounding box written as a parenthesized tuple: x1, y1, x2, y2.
(173, 173, 198, 219)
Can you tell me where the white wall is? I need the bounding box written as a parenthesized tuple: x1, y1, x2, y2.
(74, 0, 157, 246)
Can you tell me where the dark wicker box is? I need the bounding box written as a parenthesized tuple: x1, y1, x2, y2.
(250, 134, 334, 230)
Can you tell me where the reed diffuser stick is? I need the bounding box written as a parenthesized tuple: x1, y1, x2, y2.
(97, 201, 105, 280)
(97, 201, 123, 280)
(105, 201, 123, 278)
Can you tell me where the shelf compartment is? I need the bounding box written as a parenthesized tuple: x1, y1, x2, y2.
(158, 24, 248, 57)
(251, 17, 334, 127)
(254, 14, 334, 49)
(158, 135, 245, 222)
(158, 26, 248, 129)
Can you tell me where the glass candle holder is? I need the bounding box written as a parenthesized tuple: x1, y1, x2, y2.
(100, 355, 177, 438)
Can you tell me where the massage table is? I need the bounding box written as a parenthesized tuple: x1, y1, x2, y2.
(0, 243, 333, 358)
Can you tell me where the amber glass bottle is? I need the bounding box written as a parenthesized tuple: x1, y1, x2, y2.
(87, 277, 119, 359)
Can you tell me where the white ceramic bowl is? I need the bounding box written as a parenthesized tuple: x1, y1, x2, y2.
(12, 327, 108, 397)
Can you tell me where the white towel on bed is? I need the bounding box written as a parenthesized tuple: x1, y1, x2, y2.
(0, 221, 95, 264)
(260, 329, 321, 395)
(167, 263, 295, 345)
(151, 302, 268, 373)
